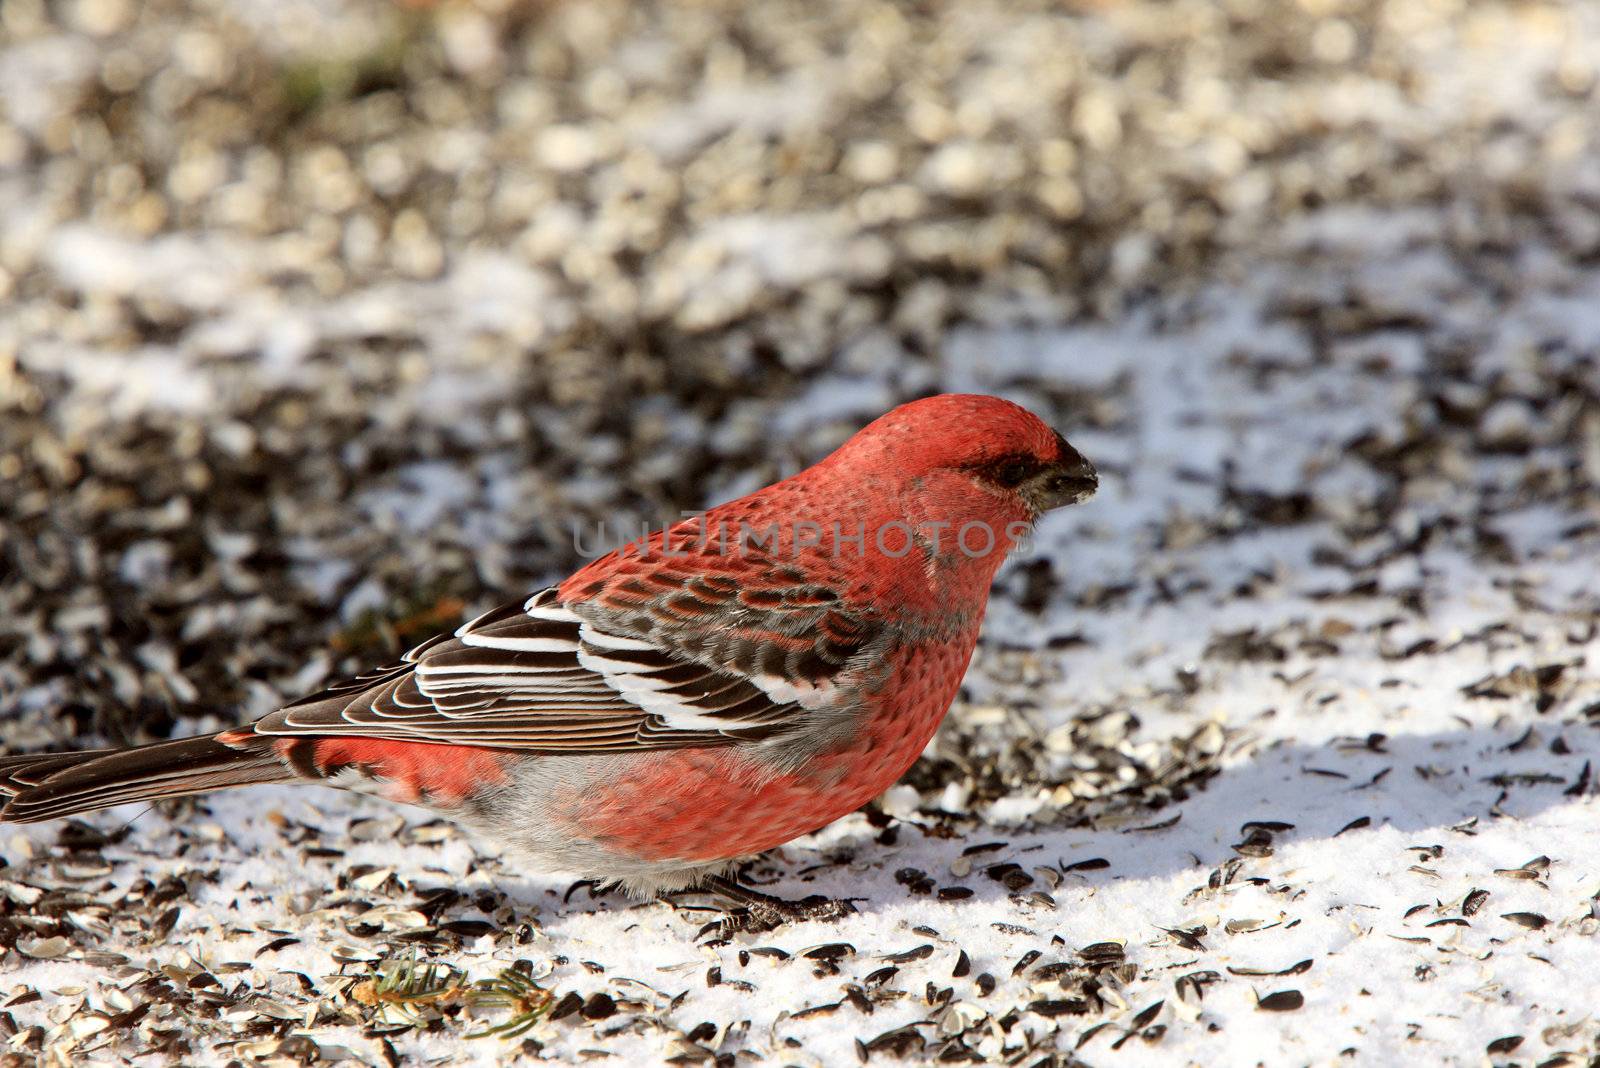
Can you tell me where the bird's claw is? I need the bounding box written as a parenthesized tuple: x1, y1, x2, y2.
(695, 894, 858, 939)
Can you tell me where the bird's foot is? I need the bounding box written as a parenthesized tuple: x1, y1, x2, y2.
(693, 874, 858, 938)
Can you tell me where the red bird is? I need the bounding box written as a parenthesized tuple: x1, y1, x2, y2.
(1, 395, 1096, 929)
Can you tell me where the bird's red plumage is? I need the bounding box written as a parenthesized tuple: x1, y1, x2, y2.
(570, 635, 974, 860)
(292, 738, 512, 804)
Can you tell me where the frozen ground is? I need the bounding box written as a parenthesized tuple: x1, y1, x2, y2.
(4, 0, 1600, 1065)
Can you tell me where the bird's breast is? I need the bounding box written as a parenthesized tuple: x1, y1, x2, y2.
(562, 632, 980, 863)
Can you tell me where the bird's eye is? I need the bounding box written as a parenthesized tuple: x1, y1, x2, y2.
(989, 458, 1036, 487)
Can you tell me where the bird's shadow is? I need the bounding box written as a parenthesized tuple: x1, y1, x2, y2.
(512, 718, 1598, 931)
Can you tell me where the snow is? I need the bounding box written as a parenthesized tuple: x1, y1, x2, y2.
(7, 236, 1600, 1063)
(5, 0, 1600, 1061)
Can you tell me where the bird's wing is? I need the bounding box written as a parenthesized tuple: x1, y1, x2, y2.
(250, 580, 882, 752)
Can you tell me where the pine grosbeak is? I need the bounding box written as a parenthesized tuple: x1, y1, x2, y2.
(1, 394, 1096, 928)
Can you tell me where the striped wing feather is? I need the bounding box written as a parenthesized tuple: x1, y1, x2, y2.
(249, 583, 877, 752)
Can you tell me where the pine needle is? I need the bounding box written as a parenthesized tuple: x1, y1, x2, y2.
(349, 952, 555, 1039)
(465, 965, 555, 1040)
(349, 951, 472, 1028)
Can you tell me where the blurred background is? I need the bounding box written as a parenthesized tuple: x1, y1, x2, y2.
(2, 0, 1599, 779)
(7, 2, 1600, 1063)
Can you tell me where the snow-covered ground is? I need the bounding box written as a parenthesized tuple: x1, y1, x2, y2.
(4, 0, 1600, 1064)
(6, 242, 1598, 1066)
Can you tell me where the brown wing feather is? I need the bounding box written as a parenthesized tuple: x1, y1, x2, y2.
(2, 577, 886, 822)
(248, 584, 880, 752)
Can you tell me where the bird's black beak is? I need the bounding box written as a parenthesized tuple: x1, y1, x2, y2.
(1023, 433, 1098, 513)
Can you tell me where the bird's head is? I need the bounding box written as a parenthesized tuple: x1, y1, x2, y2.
(651, 394, 1097, 616)
(828, 393, 1098, 523)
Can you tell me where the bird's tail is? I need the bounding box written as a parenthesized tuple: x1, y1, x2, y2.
(0, 735, 291, 824)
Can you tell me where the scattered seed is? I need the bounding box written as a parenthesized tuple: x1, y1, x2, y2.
(1228, 960, 1313, 978)
(1256, 990, 1305, 1012)
(881, 945, 934, 964)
